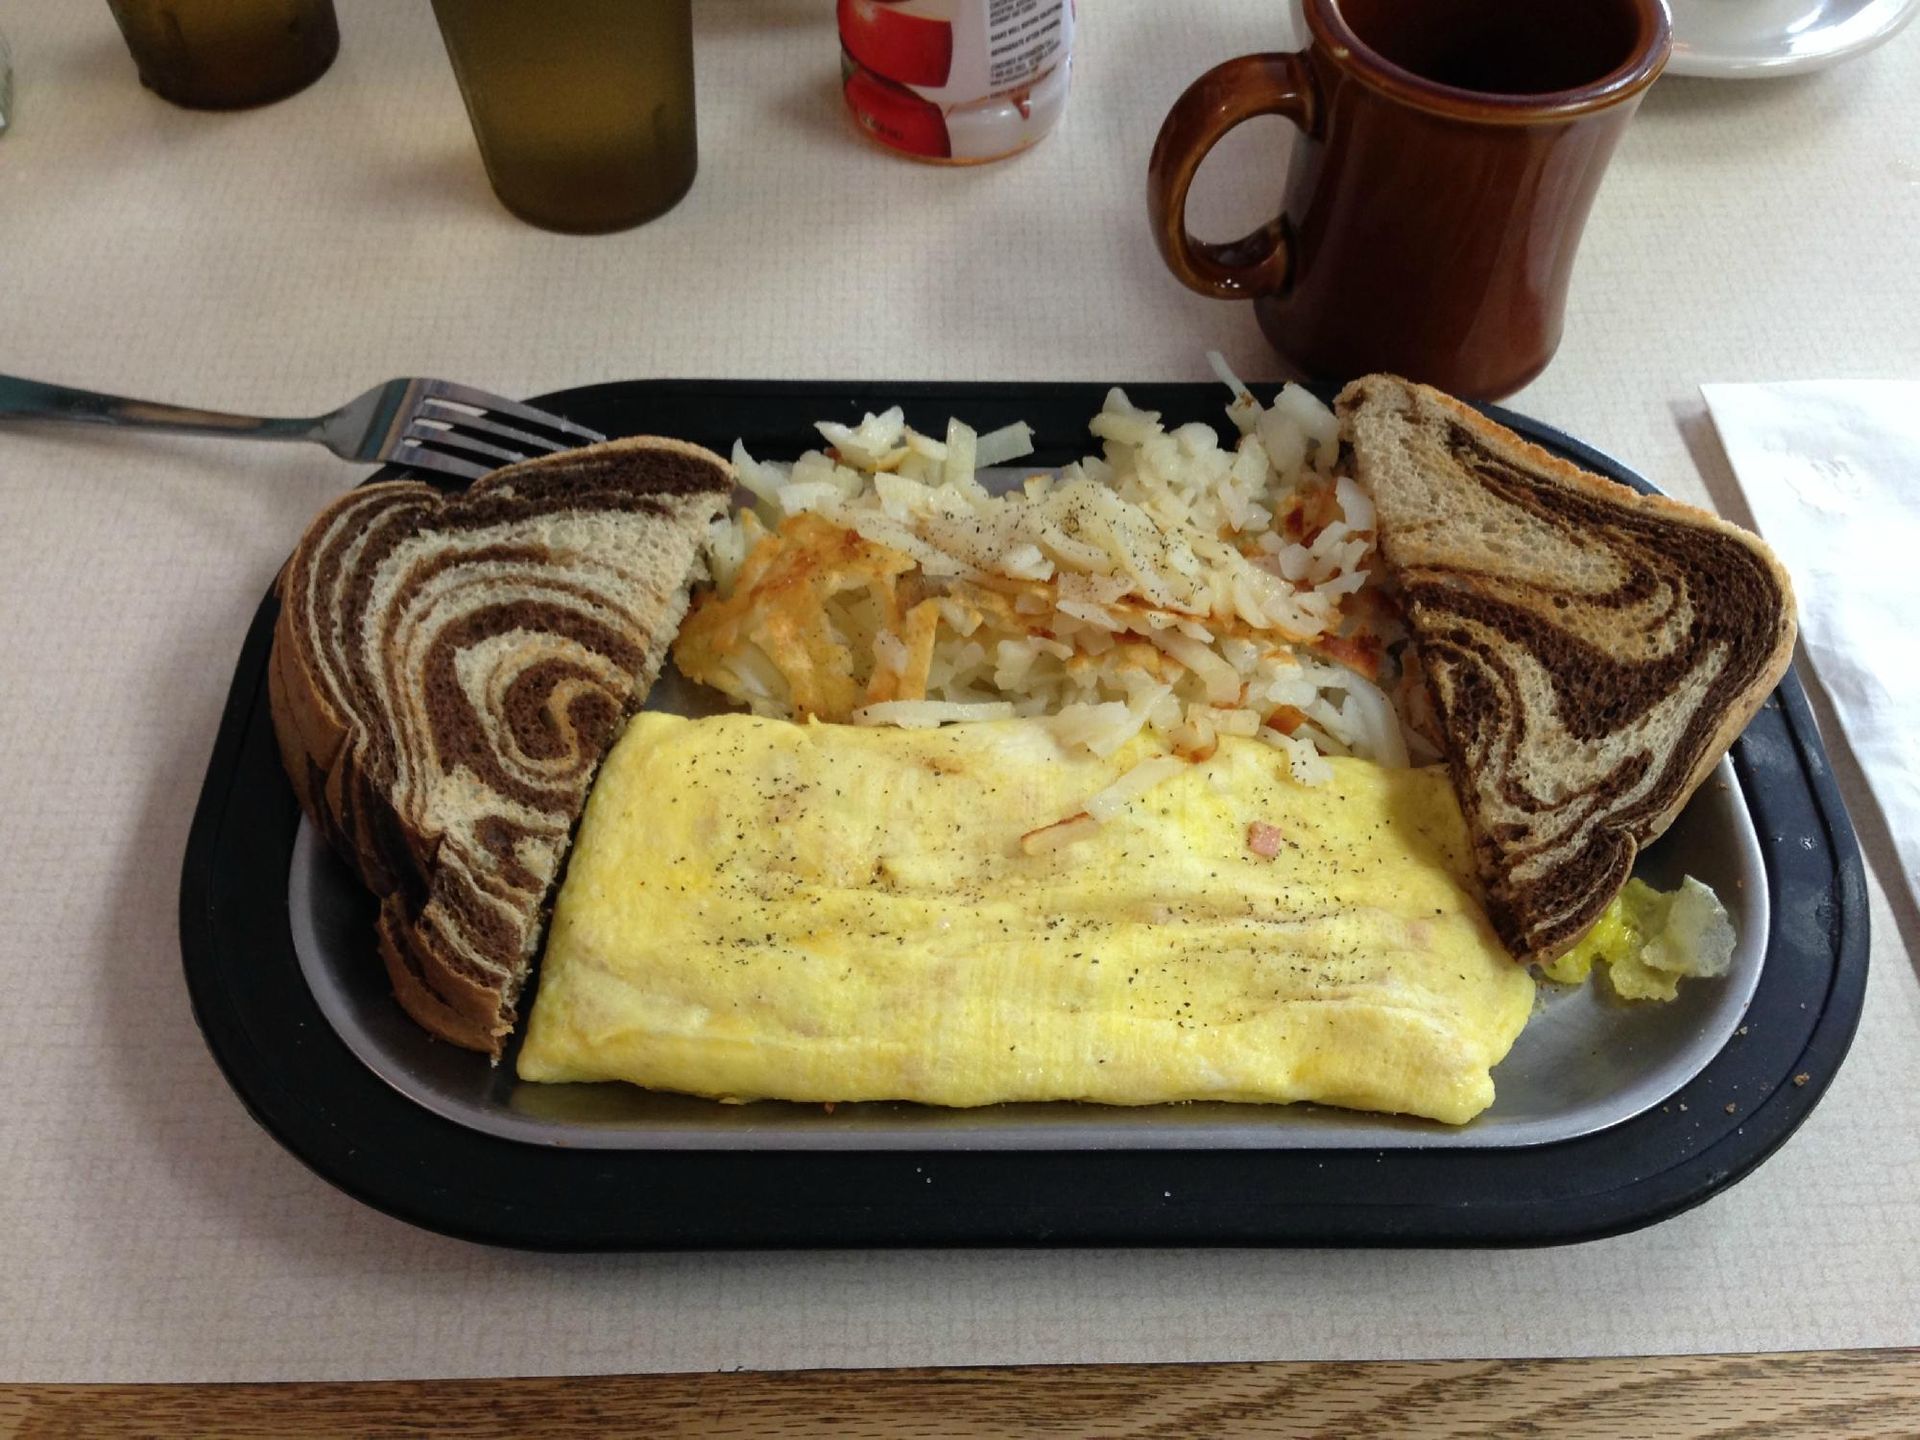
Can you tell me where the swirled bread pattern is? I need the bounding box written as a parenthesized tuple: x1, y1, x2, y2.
(269, 438, 732, 1054)
(1337, 377, 1795, 963)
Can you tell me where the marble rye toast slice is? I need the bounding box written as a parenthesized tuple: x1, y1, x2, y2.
(269, 436, 732, 1055)
(1336, 376, 1796, 964)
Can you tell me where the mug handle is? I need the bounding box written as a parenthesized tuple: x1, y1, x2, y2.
(1147, 53, 1319, 300)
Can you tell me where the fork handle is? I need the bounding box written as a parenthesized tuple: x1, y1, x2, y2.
(0, 373, 318, 442)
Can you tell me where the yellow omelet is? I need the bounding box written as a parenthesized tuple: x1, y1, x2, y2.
(516, 714, 1538, 1125)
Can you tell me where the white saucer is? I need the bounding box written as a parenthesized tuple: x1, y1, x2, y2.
(1668, 0, 1920, 76)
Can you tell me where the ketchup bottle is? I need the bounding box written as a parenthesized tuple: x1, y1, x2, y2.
(839, 0, 1075, 164)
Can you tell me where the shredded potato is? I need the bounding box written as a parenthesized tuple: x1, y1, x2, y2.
(672, 358, 1435, 805)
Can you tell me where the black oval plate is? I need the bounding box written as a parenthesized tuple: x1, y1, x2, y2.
(179, 379, 1869, 1249)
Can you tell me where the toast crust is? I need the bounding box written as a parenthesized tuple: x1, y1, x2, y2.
(1337, 376, 1796, 962)
(270, 436, 731, 1054)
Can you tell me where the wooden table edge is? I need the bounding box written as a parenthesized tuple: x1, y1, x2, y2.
(3, 1348, 1918, 1437)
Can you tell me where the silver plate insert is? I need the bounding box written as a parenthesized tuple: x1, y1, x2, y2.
(288, 465, 1768, 1152)
(290, 745, 1766, 1152)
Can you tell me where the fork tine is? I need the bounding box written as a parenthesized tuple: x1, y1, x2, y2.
(419, 379, 606, 443)
(417, 399, 576, 456)
(402, 422, 529, 470)
(389, 439, 495, 483)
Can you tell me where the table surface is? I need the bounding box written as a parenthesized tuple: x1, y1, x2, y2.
(3, 1352, 1920, 1437)
(2, 0, 1918, 1390)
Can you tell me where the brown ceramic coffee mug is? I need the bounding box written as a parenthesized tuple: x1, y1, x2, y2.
(1147, 0, 1670, 400)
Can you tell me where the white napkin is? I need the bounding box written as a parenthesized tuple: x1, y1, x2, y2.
(1702, 381, 1920, 913)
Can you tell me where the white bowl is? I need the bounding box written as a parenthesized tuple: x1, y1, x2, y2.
(1668, 0, 1920, 77)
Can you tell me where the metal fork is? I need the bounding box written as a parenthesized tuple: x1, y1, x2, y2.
(0, 373, 606, 483)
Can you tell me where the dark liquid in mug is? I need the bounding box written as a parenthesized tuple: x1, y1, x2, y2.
(1336, 0, 1645, 95)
